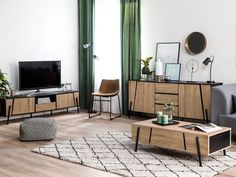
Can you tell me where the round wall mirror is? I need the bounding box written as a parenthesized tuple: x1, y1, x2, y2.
(185, 32, 207, 55)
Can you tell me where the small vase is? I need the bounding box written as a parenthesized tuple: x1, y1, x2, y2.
(168, 111, 173, 122)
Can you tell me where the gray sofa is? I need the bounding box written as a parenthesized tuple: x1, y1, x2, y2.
(211, 83, 236, 134)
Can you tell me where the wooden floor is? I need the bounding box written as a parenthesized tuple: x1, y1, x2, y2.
(0, 110, 236, 177)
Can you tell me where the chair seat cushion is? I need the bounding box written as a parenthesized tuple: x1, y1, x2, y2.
(19, 118, 57, 141)
(92, 91, 119, 97)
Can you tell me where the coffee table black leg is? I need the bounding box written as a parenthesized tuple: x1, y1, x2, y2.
(196, 137, 202, 167)
(135, 127, 140, 152)
(223, 149, 226, 156)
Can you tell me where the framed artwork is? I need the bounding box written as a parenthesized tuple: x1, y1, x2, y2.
(165, 63, 181, 81)
(155, 42, 180, 63)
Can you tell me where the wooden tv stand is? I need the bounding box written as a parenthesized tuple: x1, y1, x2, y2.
(0, 90, 79, 124)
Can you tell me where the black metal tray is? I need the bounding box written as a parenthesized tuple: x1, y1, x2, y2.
(152, 120, 179, 126)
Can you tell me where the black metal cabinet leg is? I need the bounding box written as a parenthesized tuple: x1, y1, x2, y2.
(135, 127, 140, 152)
(223, 149, 226, 156)
(129, 102, 132, 119)
(205, 109, 209, 123)
(196, 137, 202, 167)
(7, 105, 11, 125)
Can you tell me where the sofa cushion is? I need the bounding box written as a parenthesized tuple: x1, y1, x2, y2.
(219, 113, 236, 134)
(232, 95, 236, 112)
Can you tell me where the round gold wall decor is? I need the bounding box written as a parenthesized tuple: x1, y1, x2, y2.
(185, 32, 207, 55)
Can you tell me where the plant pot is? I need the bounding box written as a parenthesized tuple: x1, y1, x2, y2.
(142, 66, 150, 74)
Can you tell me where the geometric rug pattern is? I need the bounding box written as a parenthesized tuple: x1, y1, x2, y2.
(32, 132, 236, 177)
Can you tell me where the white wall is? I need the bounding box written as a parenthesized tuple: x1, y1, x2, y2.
(0, 0, 78, 91)
(141, 0, 236, 83)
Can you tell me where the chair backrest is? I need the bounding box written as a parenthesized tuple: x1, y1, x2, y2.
(99, 79, 119, 94)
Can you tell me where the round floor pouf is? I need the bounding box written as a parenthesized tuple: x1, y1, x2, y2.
(19, 118, 57, 141)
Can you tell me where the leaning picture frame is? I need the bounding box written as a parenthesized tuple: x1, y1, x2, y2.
(155, 42, 180, 63)
(165, 63, 181, 81)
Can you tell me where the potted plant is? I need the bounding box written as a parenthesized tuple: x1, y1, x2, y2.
(163, 102, 176, 121)
(0, 69, 11, 98)
(141, 56, 153, 75)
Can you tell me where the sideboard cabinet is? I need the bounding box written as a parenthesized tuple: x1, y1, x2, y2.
(129, 80, 222, 121)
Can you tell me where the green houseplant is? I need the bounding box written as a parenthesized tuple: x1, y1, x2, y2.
(0, 69, 11, 98)
(141, 56, 153, 75)
(163, 102, 176, 121)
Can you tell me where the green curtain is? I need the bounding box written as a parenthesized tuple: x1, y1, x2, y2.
(78, 0, 94, 109)
(121, 0, 141, 114)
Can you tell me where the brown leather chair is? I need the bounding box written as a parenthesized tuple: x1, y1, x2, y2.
(89, 79, 121, 120)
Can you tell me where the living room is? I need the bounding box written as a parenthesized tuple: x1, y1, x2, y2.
(1, 0, 236, 177)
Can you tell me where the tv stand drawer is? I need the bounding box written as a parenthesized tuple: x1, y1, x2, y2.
(36, 102, 56, 112)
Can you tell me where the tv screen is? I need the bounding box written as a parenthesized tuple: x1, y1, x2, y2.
(19, 61, 61, 90)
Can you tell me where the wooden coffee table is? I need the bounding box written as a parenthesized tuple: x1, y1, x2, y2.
(131, 119, 231, 166)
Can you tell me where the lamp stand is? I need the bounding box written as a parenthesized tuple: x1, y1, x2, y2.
(206, 61, 215, 83)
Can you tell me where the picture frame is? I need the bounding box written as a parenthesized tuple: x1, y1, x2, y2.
(165, 63, 181, 81)
(155, 42, 180, 63)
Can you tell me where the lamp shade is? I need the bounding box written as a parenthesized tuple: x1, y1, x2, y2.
(155, 59, 163, 75)
(203, 57, 211, 65)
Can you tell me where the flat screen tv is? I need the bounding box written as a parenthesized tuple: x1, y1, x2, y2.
(19, 61, 61, 91)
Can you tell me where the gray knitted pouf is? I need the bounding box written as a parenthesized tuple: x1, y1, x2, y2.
(19, 118, 57, 141)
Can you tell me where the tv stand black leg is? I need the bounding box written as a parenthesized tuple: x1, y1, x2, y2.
(7, 105, 11, 125)
(75, 98, 79, 113)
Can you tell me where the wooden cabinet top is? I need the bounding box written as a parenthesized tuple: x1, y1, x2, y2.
(129, 80, 223, 86)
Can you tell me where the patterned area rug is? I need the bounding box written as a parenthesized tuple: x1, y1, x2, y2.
(33, 132, 236, 177)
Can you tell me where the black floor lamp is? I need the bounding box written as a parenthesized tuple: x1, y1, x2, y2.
(203, 55, 215, 83)
(83, 42, 98, 113)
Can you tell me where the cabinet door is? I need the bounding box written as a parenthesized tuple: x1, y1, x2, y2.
(133, 81, 155, 114)
(8, 98, 35, 115)
(56, 93, 75, 109)
(128, 81, 137, 111)
(73, 92, 80, 106)
(179, 84, 204, 119)
(201, 85, 211, 119)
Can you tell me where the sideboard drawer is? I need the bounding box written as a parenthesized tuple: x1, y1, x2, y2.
(156, 83, 178, 94)
(155, 94, 178, 104)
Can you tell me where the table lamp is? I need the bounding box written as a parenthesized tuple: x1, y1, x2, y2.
(203, 55, 215, 83)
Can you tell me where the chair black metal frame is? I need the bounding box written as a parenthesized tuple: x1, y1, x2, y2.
(88, 79, 121, 120)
